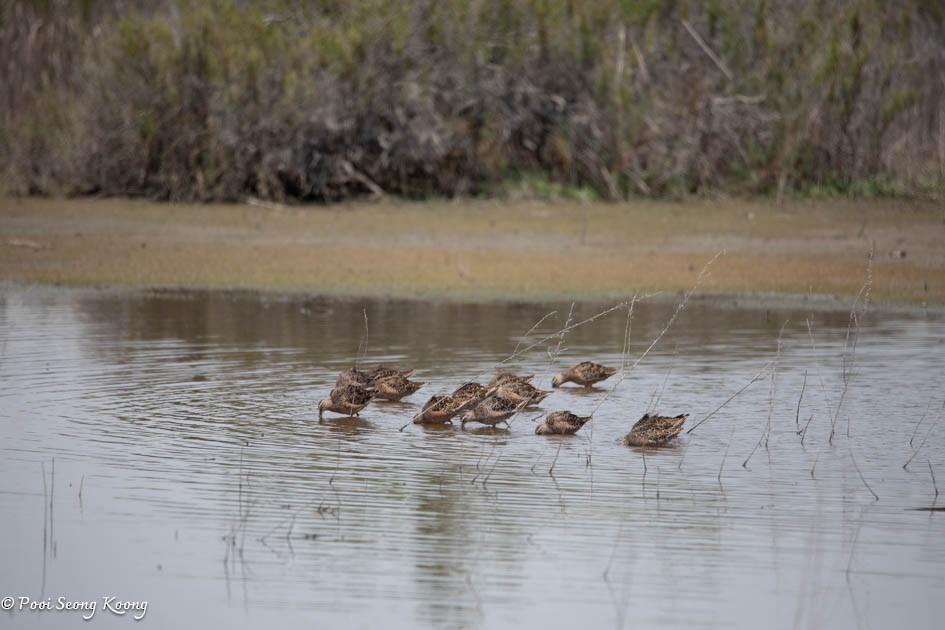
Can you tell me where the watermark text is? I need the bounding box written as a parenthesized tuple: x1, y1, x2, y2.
(1, 595, 148, 620)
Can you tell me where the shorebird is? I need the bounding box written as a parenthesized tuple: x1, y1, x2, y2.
(365, 366, 415, 384)
(535, 411, 592, 435)
(622, 413, 688, 446)
(335, 366, 414, 388)
(373, 374, 425, 401)
(496, 379, 552, 407)
(460, 395, 528, 428)
(487, 370, 535, 388)
(335, 367, 371, 387)
(551, 361, 618, 388)
(450, 382, 492, 405)
(413, 393, 479, 424)
(318, 383, 376, 418)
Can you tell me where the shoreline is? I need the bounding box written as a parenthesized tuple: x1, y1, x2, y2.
(2, 196, 943, 307)
(3, 280, 940, 317)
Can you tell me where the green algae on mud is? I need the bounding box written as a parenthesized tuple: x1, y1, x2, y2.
(1, 196, 943, 305)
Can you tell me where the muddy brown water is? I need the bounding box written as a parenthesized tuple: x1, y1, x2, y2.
(1, 287, 943, 628)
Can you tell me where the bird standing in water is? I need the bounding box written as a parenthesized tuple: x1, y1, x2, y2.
(318, 383, 376, 418)
(551, 361, 618, 388)
(622, 413, 688, 446)
(535, 411, 593, 435)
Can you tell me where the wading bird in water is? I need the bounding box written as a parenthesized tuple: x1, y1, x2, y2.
(551, 361, 618, 388)
(318, 383, 376, 419)
(495, 379, 552, 407)
(535, 411, 593, 435)
(373, 374, 425, 402)
(460, 394, 528, 428)
(622, 413, 688, 446)
(487, 370, 535, 388)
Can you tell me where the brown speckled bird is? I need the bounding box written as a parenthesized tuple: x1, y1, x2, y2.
(487, 370, 535, 388)
(318, 383, 376, 418)
(366, 366, 415, 384)
(460, 394, 527, 428)
(622, 413, 688, 446)
(496, 379, 552, 407)
(373, 374, 425, 401)
(335, 368, 371, 388)
(450, 382, 492, 405)
(335, 366, 414, 388)
(413, 393, 481, 424)
(535, 411, 592, 435)
(551, 361, 618, 388)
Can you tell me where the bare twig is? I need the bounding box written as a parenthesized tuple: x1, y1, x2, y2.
(624, 252, 723, 379)
(836, 246, 873, 441)
(744, 320, 788, 468)
(910, 397, 934, 448)
(810, 445, 823, 479)
(929, 460, 939, 500)
(588, 295, 638, 419)
(549, 303, 576, 364)
(650, 348, 677, 413)
(497, 297, 659, 369)
(508, 309, 558, 363)
(806, 318, 836, 433)
(548, 438, 565, 477)
(718, 420, 736, 487)
(680, 19, 734, 81)
(687, 359, 774, 434)
(850, 449, 879, 501)
(904, 400, 944, 470)
(355, 308, 369, 370)
(795, 370, 808, 431)
(800, 414, 815, 446)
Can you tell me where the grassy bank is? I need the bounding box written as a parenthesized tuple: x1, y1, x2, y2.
(2, 1, 944, 202)
(2, 197, 943, 304)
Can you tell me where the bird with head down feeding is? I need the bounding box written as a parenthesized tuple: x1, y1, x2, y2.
(551, 361, 618, 389)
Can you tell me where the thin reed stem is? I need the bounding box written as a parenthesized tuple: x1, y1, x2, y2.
(624, 252, 723, 380)
(497, 296, 660, 369)
(835, 247, 872, 441)
(744, 320, 788, 467)
(718, 420, 736, 487)
(687, 359, 773, 434)
(904, 400, 944, 470)
(910, 397, 934, 448)
(800, 414, 815, 446)
(508, 310, 558, 363)
(548, 438, 565, 477)
(810, 445, 823, 479)
(806, 318, 836, 435)
(588, 295, 637, 419)
(795, 369, 807, 431)
(355, 308, 369, 370)
(929, 460, 939, 500)
(849, 449, 879, 501)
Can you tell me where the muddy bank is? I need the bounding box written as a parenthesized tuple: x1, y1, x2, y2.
(1, 197, 943, 304)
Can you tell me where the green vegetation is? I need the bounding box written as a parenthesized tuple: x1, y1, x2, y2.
(1, 0, 944, 202)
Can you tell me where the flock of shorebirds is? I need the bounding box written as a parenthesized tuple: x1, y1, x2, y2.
(318, 361, 689, 447)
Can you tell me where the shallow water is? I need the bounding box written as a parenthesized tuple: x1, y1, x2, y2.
(1, 287, 943, 628)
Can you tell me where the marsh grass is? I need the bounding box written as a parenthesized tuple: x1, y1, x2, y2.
(2, 1, 944, 202)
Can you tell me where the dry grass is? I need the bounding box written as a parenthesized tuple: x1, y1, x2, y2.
(1, 196, 943, 303)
